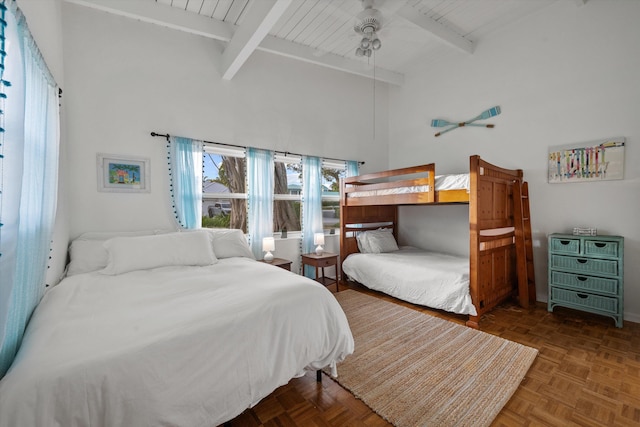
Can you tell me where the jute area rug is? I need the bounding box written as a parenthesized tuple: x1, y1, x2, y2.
(329, 290, 538, 427)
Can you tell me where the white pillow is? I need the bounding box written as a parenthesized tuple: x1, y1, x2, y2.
(356, 232, 372, 253)
(364, 229, 399, 253)
(67, 230, 158, 276)
(101, 231, 217, 275)
(200, 228, 255, 259)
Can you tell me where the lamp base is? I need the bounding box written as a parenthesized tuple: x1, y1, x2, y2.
(315, 245, 323, 256)
(264, 251, 274, 262)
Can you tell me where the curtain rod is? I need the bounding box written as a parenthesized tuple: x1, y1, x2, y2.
(150, 131, 364, 165)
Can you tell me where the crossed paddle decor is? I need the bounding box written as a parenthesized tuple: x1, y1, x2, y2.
(431, 106, 501, 137)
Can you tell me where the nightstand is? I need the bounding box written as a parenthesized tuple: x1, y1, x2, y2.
(259, 257, 292, 271)
(301, 252, 339, 291)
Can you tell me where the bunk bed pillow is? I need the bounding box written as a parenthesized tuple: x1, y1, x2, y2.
(356, 232, 372, 253)
(364, 229, 399, 253)
(101, 231, 217, 275)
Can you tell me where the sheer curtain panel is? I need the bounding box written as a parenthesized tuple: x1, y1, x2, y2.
(247, 148, 274, 259)
(346, 160, 359, 178)
(0, 1, 60, 378)
(301, 156, 323, 278)
(168, 136, 203, 229)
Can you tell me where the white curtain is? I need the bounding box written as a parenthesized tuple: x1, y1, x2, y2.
(168, 136, 203, 229)
(247, 148, 274, 259)
(0, 2, 60, 377)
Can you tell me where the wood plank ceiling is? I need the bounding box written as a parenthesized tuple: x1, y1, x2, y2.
(67, 0, 575, 85)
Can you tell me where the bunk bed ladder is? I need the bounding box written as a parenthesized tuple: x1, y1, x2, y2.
(513, 181, 536, 308)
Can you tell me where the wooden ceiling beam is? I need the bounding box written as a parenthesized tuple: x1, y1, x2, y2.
(65, 0, 404, 86)
(220, 0, 292, 80)
(396, 4, 474, 55)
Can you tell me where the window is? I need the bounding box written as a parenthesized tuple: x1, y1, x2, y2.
(274, 154, 302, 233)
(202, 145, 247, 232)
(202, 144, 347, 235)
(321, 160, 346, 231)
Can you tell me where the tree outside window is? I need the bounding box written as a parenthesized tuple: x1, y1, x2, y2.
(202, 147, 346, 235)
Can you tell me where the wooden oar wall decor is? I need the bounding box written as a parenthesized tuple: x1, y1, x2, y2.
(431, 106, 501, 137)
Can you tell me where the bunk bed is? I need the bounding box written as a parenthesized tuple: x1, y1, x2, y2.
(339, 155, 525, 328)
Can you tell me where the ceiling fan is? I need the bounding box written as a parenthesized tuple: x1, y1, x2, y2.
(354, 0, 384, 57)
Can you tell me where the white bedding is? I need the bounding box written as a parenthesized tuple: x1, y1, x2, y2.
(342, 247, 477, 316)
(0, 258, 354, 426)
(348, 173, 469, 198)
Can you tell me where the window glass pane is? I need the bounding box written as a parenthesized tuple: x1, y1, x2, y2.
(274, 161, 301, 232)
(203, 152, 247, 232)
(321, 166, 344, 231)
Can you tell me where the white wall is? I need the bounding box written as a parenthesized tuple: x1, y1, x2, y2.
(16, 0, 69, 286)
(389, 0, 640, 322)
(61, 3, 388, 268)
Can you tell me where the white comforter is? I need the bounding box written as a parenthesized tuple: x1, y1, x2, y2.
(0, 258, 354, 426)
(342, 247, 477, 316)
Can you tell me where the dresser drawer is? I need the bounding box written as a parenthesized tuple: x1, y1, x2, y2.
(549, 237, 580, 254)
(550, 255, 618, 276)
(584, 240, 619, 258)
(550, 271, 618, 295)
(550, 287, 618, 314)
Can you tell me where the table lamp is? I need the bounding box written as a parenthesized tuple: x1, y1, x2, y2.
(262, 237, 275, 262)
(314, 233, 324, 255)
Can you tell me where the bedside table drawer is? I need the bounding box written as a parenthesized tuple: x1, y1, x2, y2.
(584, 240, 619, 258)
(314, 258, 335, 268)
(550, 237, 580, 254)
(550, 255, 618, 276)
(551, 288, 618, 314)
(550, 271, 618, 295)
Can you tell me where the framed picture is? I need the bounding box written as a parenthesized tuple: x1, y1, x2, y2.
(548, 137, 625, 184)
(97, 153, 150, 193)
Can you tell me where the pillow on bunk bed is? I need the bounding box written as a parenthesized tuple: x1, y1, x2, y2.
(101, 231, 217, 275)
(66, 229, 161, 276)
(365, 228, 399, 253)
(356, 232, 372, 253)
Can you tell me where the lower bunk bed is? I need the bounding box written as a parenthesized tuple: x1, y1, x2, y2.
(340, 155, 527, 328)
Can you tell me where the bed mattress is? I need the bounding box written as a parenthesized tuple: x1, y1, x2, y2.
(0, 258, 354, 426)
(342, 246, 476, 315)
(347, 173, 469, 198)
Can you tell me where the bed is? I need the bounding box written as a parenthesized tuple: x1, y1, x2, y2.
(340, 155, 525, 328)
(0, 229, 354, 426)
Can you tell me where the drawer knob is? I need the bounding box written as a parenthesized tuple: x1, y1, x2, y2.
(577, 293, 589, 299)
(577, 259, 588, 264)
(595, 242, 607, 248)
(577, 276, 588, 282)
(560, 240, 571, 245)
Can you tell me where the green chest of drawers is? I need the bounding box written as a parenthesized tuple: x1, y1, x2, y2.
(548, 234, 624, 328)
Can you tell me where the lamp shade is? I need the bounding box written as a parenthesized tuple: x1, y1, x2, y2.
(314, 233, 325, 246)
(262, 237, 275, 252)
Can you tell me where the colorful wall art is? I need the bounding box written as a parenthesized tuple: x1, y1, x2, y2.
(548, 137, 625, 184)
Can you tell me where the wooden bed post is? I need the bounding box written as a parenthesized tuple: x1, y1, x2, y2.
(467, 155, 481, 329)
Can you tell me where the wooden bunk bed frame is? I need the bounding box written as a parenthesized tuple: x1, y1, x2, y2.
(339, 155, 524, 328)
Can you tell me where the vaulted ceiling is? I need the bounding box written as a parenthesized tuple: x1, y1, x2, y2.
(66, 0, 584, 86)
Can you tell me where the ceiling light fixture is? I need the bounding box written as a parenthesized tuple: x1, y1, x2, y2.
(354, 0, 382, 57)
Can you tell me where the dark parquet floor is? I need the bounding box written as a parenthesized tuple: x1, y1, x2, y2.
(224, 282, 640, 427)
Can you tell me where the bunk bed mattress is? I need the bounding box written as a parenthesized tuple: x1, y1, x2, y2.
(348, 173, 469, 197)
(342, 247, 477, 315)
(0, 258, 354, 426)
